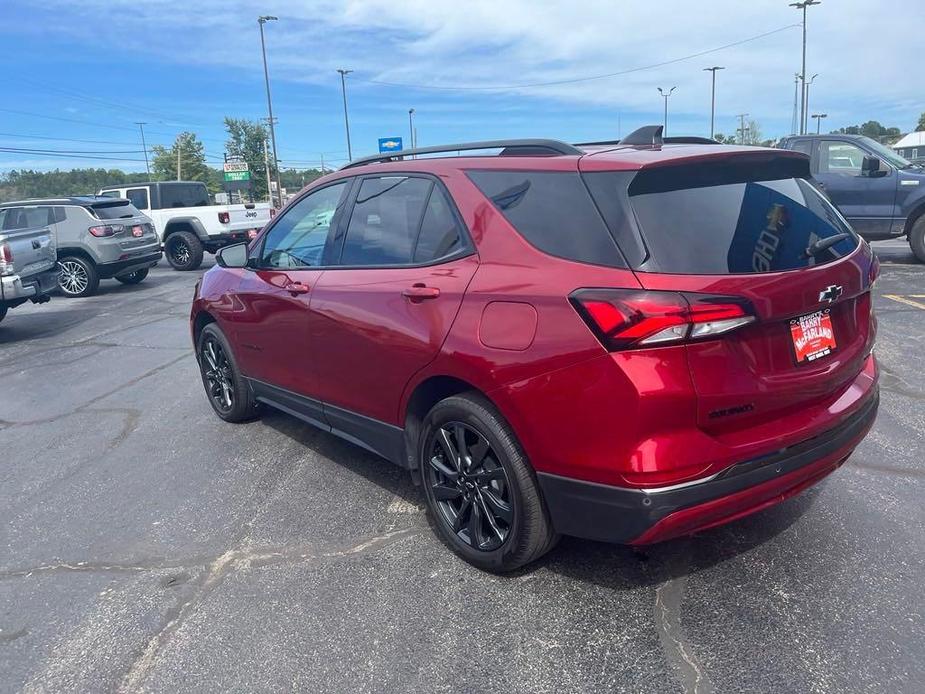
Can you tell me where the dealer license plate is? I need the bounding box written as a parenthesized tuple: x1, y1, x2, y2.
(790, 309, 837, 364)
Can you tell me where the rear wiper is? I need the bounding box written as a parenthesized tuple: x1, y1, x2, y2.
(804, 233, 851, 257)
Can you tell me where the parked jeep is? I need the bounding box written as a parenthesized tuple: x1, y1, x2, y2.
(0, 197, 161, 297)
(97, 181, 272, 271)
(778, 134, 925, 261)
(0, 205, 58, 323)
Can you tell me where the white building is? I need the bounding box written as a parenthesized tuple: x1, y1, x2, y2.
(892, 131, 925, 160)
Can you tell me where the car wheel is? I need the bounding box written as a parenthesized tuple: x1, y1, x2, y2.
(115, 268, 149, 285)
(165, 231, 204, 271)
(58, 256, 100, 297)
(909, 215, 925, 263)
(420, 393, 558, 572)
(196, 323, 257, 423)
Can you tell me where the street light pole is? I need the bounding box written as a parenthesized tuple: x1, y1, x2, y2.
(703, 67, 724, 139)
(337, 69, 353, 161)
(804, 73, 819, 133)
(135, 122, 150, 177)
(790, 0, 821, 135)
(657, 86, 677, 136)
(812, 113, 827, 134)
(258, 15, 283, 207)
(791, 73, 800, 135)
(408, 109, 415, 150)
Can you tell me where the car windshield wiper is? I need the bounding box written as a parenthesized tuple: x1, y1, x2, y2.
(804, 233, 851, 257)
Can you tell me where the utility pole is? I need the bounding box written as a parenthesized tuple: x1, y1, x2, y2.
(703, 67, 724, 139)
(135, 122, 150, 177)
(176, 143, 181, 180)
(258, 15, 282, 208)
(320, 152, 325, 174)
(791, 74, 800, 135)
(736, 113, 750, 144)
(804, 74, 819, 134)
(812, 113, 827, 134)
(790, 0, 821, 134)
(657, 86, 677, 136)
(337, 69, 353, 161)
(263, 139, 272, 204)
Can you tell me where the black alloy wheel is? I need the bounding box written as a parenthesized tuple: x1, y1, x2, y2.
(426, 421, 514, 551)
(199, 334, 235, 414)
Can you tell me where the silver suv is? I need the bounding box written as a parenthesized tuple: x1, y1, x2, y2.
(0, 197, 161, 297)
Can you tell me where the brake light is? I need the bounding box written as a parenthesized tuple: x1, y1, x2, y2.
(570, 289, 756, 351)
(88, 224, 124, 237)
(269, 208, 277, 218)
(0, 243, 12, 276)
(218, 211, 230, 224)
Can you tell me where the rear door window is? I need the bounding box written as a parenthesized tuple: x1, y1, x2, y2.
(628, 174, 858, 274)
(125, 188, 150, 210)
(159, 184, 210, 208)
(413, 186, 465, 263)
(466, 170, 626, 268)
(339, 176, 432, 266)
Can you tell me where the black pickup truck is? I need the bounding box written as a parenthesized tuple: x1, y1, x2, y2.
(778, 134, 925, 262)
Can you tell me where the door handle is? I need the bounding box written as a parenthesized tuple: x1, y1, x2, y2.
(402, 284, 440, 301)
(286, 281, 310, 295)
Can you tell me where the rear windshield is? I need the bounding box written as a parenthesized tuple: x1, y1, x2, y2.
(89, 200, 143, 220)
(160, 183, 210, 208)
(627, 173, 858, 274)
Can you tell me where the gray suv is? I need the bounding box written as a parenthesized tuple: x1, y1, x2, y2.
(0, 197, 161, 297)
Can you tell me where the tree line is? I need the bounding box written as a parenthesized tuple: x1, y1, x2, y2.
(0, 117, 325, 203)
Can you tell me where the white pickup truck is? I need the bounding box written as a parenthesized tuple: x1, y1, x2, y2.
(97, 181, 272, 270)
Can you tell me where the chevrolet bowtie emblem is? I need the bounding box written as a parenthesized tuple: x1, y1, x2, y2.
(818, 284, 843, 304)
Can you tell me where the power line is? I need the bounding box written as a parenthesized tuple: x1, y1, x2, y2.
(353, 24, 800, 91)
(0, 131, 170, 147)
(0, 149, 147, 162)
(0, 146, 146, 154)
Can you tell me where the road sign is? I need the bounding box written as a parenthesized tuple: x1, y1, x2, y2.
(224, 170, 251, 182)
(223, 161, 249, 173)
(378, 137, 403, 153)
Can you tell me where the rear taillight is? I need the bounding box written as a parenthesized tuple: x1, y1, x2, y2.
(570, 289, 756, 351)
(88, 224, 124, 237)
(269, 208, 277, 218)
(218, 211, 230, 224)
(0, 243, 13, 276)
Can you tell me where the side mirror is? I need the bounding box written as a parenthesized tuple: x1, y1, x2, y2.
(861, 155, 887, 177)
(215, 242, 250, 268)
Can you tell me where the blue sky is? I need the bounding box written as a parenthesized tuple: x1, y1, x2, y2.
(1, 0, 923, 173)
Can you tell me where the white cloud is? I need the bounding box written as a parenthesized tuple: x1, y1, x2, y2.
(33, 0, 925, 136)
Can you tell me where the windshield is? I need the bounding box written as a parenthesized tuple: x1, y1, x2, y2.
(860, 136, 913, 168)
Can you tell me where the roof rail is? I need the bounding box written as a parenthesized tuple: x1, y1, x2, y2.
(340, 139, 583, 170)
(664, 136, 720, 144)
(575, 127, 719, 149)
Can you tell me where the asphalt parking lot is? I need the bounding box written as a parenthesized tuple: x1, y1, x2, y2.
(1, 240, 923, 693)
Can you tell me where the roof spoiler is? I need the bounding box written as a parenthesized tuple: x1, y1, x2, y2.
(575, 126, 719, 149)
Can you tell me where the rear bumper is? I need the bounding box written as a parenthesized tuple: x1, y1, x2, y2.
(0, 267, 59, 304)
(537, 389, 879, 545)
(97, 252, 162, 279)
(202, 230, 259, 251)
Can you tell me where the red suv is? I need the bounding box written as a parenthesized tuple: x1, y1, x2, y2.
(191, 127, 879, 572)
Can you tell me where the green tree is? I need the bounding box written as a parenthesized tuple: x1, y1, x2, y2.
(224, 117, 271, 200)
(0, 168, 149, 202)
(150, 132, 210, 185)
(917, 112, 925, 132)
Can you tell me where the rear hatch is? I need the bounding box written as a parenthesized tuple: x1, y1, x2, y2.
(87, 199, 158, 253)
(0, 207, 57, 279)
(583, 153, 877, 441)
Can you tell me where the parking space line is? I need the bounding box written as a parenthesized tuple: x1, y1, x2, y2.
(883, 294, 925, 310)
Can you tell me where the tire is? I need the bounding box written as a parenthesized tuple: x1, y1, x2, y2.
(196, 323, 258, 423)
(0, 306, 7, 324)
(165, 230, 204, 271)
(58, 255, 100, 297)
(419, 393, 558, 572)
(115, 268, 149, 285)
(909, 215, 925, 264)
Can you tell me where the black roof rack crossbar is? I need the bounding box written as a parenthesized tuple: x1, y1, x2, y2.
(340, 139, 583, 169)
